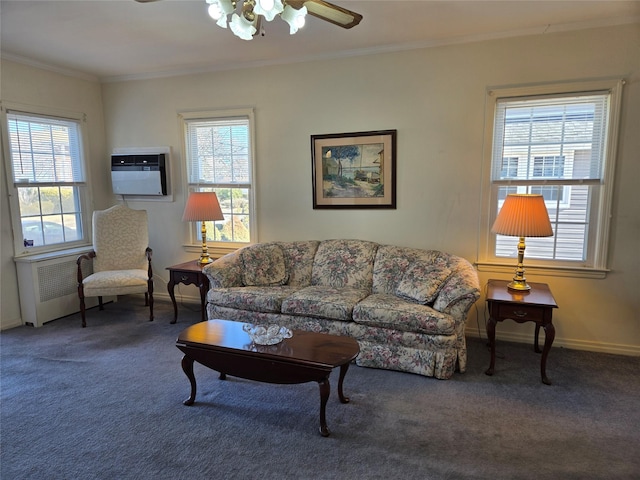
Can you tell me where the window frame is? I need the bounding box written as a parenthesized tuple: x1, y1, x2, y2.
(178, 108, 257, 256)
(477, 79, 623, 278)
(1, 102, 93, 257)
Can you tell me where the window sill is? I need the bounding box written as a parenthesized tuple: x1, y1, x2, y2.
(183, 243, 243, 261)
(475, 261, 608, 279)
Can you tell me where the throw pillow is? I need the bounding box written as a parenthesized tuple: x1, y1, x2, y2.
(396, 262, 453, 304)
(241, 243, 289, 286)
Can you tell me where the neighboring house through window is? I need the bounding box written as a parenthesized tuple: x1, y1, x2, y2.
(1, 106, 91, 256)
(179, 108, 256, 253)
(478, 79, 623, 276)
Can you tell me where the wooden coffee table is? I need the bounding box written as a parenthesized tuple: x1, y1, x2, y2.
(176, 319, 360, 437)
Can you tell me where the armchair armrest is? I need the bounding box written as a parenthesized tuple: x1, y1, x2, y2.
(146, 247, 153, 280)
(77, 251, 96, 285)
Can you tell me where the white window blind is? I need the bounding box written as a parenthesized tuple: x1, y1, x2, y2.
(185, 118, 251, 185)
(7, 112, 85, 185)
(183, 112, 255, 246)
(479, 79, 623, 274)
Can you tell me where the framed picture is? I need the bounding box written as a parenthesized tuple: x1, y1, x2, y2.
(311, 130, 397, 209)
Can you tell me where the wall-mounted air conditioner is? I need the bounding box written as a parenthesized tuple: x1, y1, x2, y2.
(111, 153, 167, 196)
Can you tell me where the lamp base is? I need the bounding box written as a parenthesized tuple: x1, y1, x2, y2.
(198, 254, 213, 265)
(507, 279, 531, 291)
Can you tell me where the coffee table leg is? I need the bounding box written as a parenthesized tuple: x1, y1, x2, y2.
(337, 363, 351, 404)
(318, 377, 331, 437)
(181, 354, 197, 406)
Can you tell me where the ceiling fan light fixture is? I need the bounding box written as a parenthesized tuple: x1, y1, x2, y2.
(281, 5, 307, 34)
(201, 0, 357, 39)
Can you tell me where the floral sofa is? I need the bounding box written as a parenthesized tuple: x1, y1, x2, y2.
(203, 239, 480, 379)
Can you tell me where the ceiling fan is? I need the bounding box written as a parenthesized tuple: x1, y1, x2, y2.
(135, 0, 362, 39)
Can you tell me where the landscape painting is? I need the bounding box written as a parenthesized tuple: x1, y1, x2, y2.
(311, 130, 396, 209)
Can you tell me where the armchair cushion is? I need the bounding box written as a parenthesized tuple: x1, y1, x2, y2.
(82, 269, 149, 297)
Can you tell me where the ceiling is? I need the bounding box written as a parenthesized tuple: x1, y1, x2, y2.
(2, 0, 639, 82)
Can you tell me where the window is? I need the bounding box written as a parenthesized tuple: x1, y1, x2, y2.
(2, 107, 90, 255)
(479, 80, 623, 274)
(180, 109, 256, 250)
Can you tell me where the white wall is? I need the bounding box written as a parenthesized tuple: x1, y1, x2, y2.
(2, 24, 639, 355)
(0, 61, 107, 329)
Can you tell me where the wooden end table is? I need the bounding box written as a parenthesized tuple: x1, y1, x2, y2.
(166, 260, 210, 324)
(176, 319, 360, 437)
(484, 280, 558, 385)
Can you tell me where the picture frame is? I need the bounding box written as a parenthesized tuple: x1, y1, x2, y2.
(311, 130, 397, 209)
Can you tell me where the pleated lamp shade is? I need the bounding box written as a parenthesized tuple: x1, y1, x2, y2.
(182, 192, 224, 222)
(491, 194, 553, 238)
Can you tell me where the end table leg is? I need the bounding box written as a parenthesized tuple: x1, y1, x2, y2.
(168, 279, 178, 324)
(485, 317, 497, 376)
(534, 324, 542, 353)
(181, 354, 197, 405)
(318, 377, 331, 437)
(541, 323, 555, 385)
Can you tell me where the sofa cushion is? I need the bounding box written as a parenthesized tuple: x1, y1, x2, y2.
(372, 245, 446, 295)
(240, 243, 288, 286)
(395, 262, 453, 304)
(208, 286, 300, 314)
(281, 286, 370, 322)
(276, 241, 320, 287)
(353, 293, 456, 336)
(311, 239, 378, 289)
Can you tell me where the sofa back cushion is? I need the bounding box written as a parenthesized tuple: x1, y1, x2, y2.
(311, 239, 378, 289)
(240, 243, 288, 286)
(395, 261, 453, 304)
(276, 241, 320, 287)
(372, 245, 454, 299)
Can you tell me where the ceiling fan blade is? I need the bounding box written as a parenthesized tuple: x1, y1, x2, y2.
(288, 0, 362, 29)
(134, 0, 162, 3)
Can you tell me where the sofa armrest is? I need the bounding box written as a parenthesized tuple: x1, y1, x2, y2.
(432, 261, 480, 322)
(202, 250, 244, 288)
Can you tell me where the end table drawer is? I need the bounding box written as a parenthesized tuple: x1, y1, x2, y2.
(494, 303, 545, 322)
(172, 270, 200, 285)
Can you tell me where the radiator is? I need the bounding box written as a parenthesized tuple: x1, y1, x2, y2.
(15, 249, 101, 327)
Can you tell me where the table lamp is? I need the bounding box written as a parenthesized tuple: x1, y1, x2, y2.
(182, 192, 224, 264)
(491, 193, 553, 291)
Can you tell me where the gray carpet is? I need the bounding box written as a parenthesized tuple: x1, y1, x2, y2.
(1, 297, 639, 480)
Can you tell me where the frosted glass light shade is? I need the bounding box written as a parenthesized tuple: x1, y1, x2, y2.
(254, 0, 284, 21)
(281, 5, 307, 34)
(230, 12, 257, 40)
(207, 0, 235, 27)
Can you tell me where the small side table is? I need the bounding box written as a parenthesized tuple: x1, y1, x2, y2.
(167, 260, 210, 324)
(484, 280, 558, 385)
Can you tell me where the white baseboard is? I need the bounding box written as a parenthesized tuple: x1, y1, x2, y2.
(1, 317, 24, 331)
(465, 327, 640, 357)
